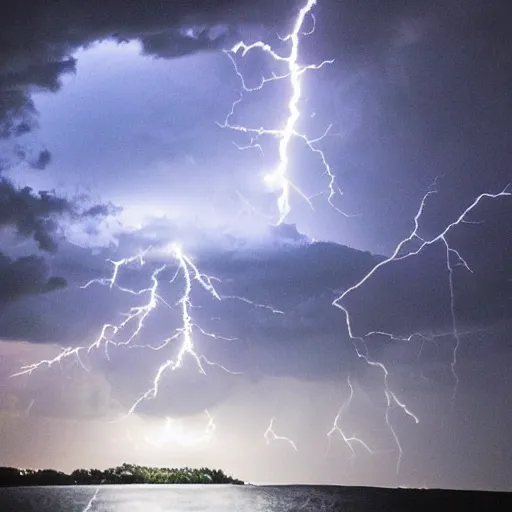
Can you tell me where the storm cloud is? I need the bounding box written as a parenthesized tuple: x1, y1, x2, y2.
(0, 252, 66, 306)
(0, 177, 118, 318)
(2, 198, 510, 363)
(0, 178, 70, 252)
(0, 0, 300, 150)
(0, 178, 116, 252)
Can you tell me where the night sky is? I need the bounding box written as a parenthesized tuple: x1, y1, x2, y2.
(0, 0, 511, 491)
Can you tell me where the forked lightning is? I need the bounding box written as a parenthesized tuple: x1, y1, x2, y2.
(220, 0, 347, 224)
(12, 243, 280, 419)
(264, 417, 298, 452)
(333, 184, 511, 471)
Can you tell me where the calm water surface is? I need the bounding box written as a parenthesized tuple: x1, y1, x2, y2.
(0, 484, 509, 511)
(0, 485, 359, 512)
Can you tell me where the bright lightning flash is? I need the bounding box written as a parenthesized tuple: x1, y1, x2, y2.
(333, 185, 511, 472)
(264, 417, 298, 452)
(12, 243, 280, 418)
(127, 243, 237, 415)
(220, 0, 348, 224)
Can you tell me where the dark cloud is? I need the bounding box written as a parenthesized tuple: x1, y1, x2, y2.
(0, 223, 377, 351)
(0, 91, 37, 140)
(0, 178, 120, 252)
(0, 179, 118, 323)
(299, 0, 512, 251)
(1, 59, 77, 93)
(81, 202, 122, 218)
(0, 179, 70, 252)
(0, 0, 299, 150)
(2, 197, 510, 355)
(139, 30, 227, 59)
(342, 197, 512, 339)
(0, 252, 66, 310)
(203, 240, 380, 303)
(29, 148, 51, 170)
(12, 146, 52, 170)
(309, 0, 511, 78)
(0, 205, 510, 430)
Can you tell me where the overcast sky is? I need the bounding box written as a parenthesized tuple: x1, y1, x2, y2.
(0, 0, 511, 491)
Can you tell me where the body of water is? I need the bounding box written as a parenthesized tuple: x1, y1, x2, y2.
(0, 484, 509, 511)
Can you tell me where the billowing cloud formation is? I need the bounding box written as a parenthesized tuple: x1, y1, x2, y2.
(26, 148, 51, 170)
(0, 200, 510, 483)
(300, 0, 512, 253)
(0, 0, 299, 148)
(0, 177, 118, 318)
(0, 179, 70, 252)
(0, 253, 66, 311)
(2, 196, 510, 355)
(0, 178, 115, 253)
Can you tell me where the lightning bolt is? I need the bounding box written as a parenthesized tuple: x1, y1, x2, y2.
(333, 184, 511, 472)
(82, 248, 150, 292)
(12, 243, 282, 418)
(264, 417, 298, 452)
(126, 244, 239, 415)
(220, 0, 349, 224)
(327, 376, 373, 457)
(82, 487, 100, 512)
(11, 249, 164, 376)
(220, 295, 284, 315)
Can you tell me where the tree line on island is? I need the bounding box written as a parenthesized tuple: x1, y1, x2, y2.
(0, 463, 244, 486)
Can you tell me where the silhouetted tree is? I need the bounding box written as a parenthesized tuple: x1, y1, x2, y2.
(0, 464, 244, 486)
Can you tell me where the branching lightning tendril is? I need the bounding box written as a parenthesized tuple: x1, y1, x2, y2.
(264, 417, 298, 452)
(327, 376, 373, 458)
(12, 243, 281, 419)
(333, 184, 511, 471)
(219, 0, 349, 224)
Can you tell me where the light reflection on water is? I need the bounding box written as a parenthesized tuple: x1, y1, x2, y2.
(0, 484, 354, 512)
(2, 483, 506, 511)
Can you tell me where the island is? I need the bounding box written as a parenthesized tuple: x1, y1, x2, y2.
(0, 463, 245, 486)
